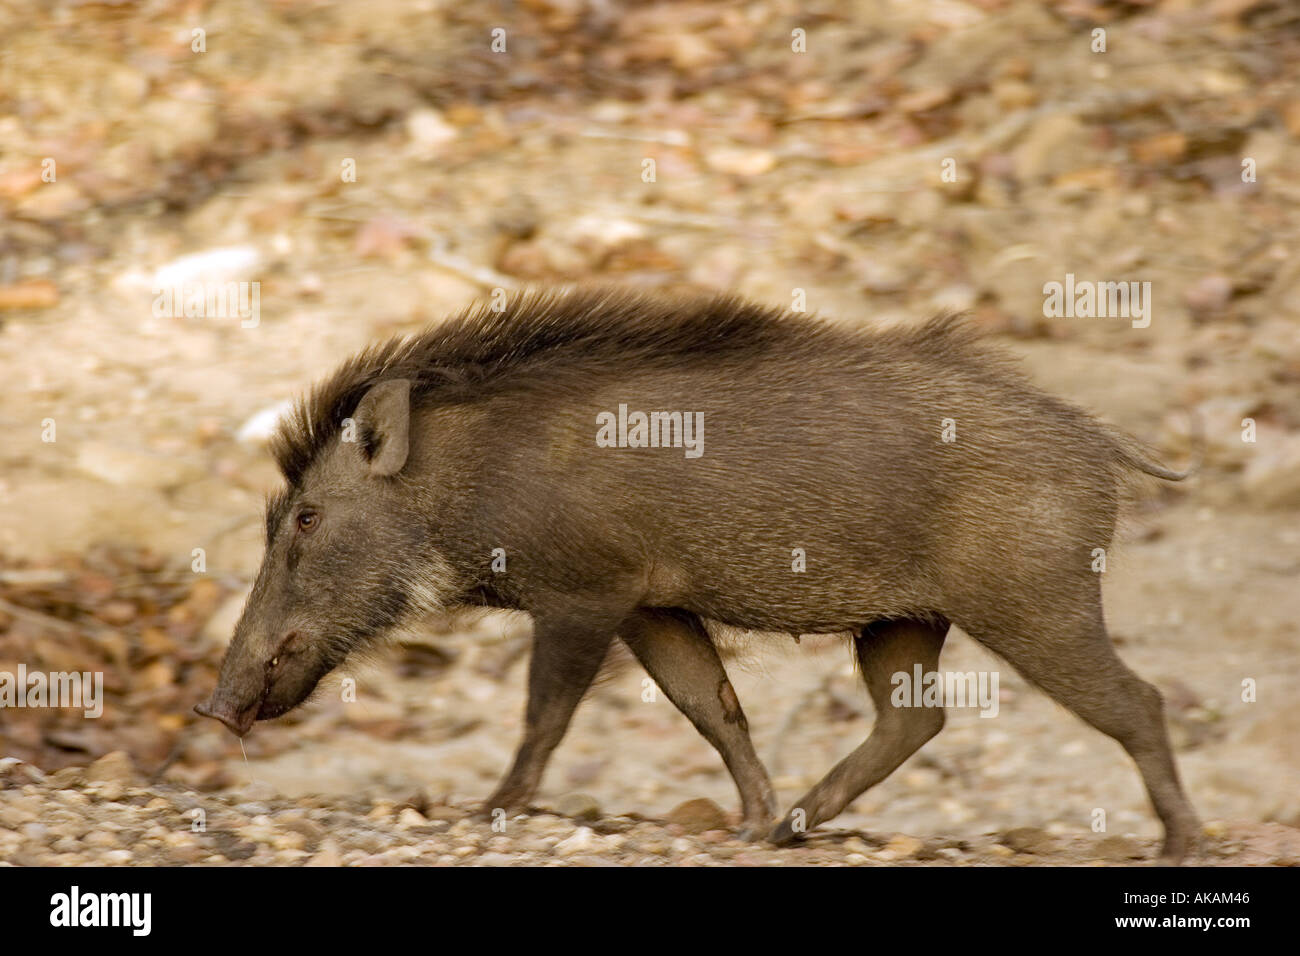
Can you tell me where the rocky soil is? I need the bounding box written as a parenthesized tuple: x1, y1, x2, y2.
(3, 752, 1298, 865)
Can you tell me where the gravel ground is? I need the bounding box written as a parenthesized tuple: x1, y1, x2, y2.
(3, 748, 1299, 867)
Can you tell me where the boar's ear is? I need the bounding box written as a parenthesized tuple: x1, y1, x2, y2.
(352, 379, 411, 477)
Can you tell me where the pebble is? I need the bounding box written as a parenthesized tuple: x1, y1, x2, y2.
(877, 834, 925, 861)
(555, 792, 602, 822)
(553, 827, 596, 857)
(305, 840, 342, 867)
(397, 807, 428, 829)
(1092, 835, 1145, 862)
(96, 782, 125, 802)
(1000, 826, 1056, 855)
(666, 797, 728, 834)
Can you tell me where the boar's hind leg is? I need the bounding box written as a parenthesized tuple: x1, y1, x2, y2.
(770, 617, 949, 845)
(964, 606, 1200, 862)
(621, 609, 778, 836)
(481, 610, 618, 817)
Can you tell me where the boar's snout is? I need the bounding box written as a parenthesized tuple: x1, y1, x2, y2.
(194, 695, 260, 738)
(197, 625, 334, 738)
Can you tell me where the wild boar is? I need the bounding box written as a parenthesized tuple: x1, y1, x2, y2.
(196, 285, 1201, 859)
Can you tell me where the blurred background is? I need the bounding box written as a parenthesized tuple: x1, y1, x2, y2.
(0, 0, 1297, 864)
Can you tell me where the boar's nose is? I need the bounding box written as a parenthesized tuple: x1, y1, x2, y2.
(194, 697, 258, 737)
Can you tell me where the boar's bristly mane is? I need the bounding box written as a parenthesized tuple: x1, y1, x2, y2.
(268, 285, 1010, 488)
(273, 287, 824, 486)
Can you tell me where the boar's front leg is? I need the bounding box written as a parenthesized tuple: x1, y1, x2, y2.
(771, 617, 949, 844)
(481, 605, 620, 816)
(621, 608, 778, 838)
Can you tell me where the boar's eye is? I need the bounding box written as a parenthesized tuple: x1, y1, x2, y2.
(296, 510, 320, 534)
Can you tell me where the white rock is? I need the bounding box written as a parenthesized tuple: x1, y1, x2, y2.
(153, 246, 262, 291)
(406, 109, 458, 159)
(397, 808, 428, 829)
(553, 827, 596, 857)
(236, 400, 295, 446)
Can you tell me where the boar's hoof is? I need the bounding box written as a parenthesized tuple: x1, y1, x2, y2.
(767, 816, 807, 847)
(1159, 831, 1199, 864)
(736, 820, 775, 843)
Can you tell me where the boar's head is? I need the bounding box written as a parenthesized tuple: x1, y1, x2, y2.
(196, 378, 457, 736)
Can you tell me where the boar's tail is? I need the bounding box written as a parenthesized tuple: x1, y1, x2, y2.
(1105, 410, 1204, 482)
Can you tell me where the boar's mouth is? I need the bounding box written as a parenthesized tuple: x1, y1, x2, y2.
(195, 638, 331, 737)
(194, 696, 262, 738)
(195, 685, 304, 737)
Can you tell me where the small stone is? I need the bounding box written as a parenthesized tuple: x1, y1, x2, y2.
(282, 818, 325, 841)
(235, 403, 294, 448)
(0, 759, 43, 785)
(212, 831, 258, 861)
(553, 827, 595, 857)
(877, 834, 925, 861)
(86, 752, 136, 786)
(305, 839, 342, 867)
(555, 793, 602, 823)
(397, 807, 428, 829)
(96, 781, 125, 802)
(704, 148, 776, 177)
(49, 766, 85, 788)
(1183, 274, 1233, 318)
(152, 246, 261, 292)
(84, 830, 121, 848)
(405, 108, 458, 159)
(1000, 826, 1055, 855)
(1092, 835, 1146, 862)
(667, 798, 727, 834)
(0, 806, 37, 828)
(272, 832, 307, 851)
(21, 823, 47, 841)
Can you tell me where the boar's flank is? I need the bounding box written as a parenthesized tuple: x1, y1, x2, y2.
(196, 285, 1200, 860)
